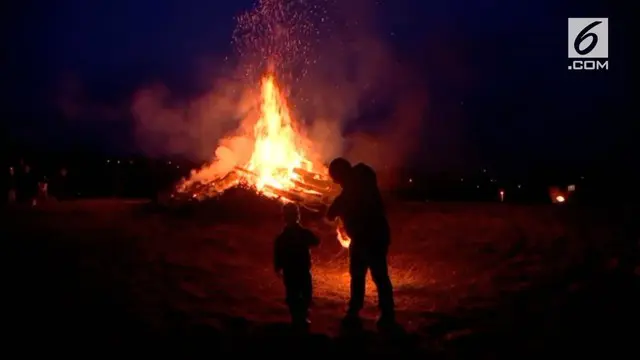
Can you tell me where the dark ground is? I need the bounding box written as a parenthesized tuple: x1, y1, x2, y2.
(3, 198, 638, 358)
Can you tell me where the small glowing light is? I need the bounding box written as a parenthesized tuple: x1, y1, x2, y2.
(460, 178, 464, 182)
(409, 178, 413, 183)
(482, 169, 487, 173)
(106, 160, 110, 163)
(499, 189, 505, 202)
(517, 184, 522, 189)
(129, 160, 134, 164)
(568, 184, 576, 192)
(116, 160, 120, 164)
(476, 185, 480, 189)
(499, 190, 504, 195)
(556, 195, 565, 203)
(168, 161, 172, 165)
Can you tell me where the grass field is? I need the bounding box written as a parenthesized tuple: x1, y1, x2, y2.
(3, 198, 637, 357)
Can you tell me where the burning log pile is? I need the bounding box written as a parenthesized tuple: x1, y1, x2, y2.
(172, 165, 351, 248)
(175, 166, 340, 212)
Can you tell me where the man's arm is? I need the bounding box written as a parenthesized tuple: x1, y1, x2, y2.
(326, 194, 344, 221)
(305, 229, 321, 247)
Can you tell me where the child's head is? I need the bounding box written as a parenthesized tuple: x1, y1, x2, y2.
(282, 203, 300, 225)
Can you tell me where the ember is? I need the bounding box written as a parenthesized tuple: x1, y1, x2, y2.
(175, 74, 350, 248)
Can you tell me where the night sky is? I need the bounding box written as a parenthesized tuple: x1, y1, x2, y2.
(2, 0, 630, 172)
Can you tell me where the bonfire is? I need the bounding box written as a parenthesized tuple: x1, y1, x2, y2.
(175, 74, 351, 248)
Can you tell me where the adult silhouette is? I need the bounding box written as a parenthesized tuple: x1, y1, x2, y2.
(326, 158, 396, 328)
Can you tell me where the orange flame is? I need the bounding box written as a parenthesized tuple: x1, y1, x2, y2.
(246, 74, 314, 193)
(178, 73, 350, 248)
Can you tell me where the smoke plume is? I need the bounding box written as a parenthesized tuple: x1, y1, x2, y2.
(131, 72, 259, 160)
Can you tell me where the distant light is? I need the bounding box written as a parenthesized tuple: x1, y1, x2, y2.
(116, 160, 120, 164)
(568, 184, 576, 192)
(490, 178, 496, 183)
(129, 160, 134, 164)
(168, 161, 172, 165)
(408, 178, 413, 183)
(499, 189, 505, 202)
(482, 169, 487, 173)
(499, 190, 504, 195)
(176, 165, 180, 169)
(517, 184, 522, 189)
(460, 178, 464, 182)
(106, 160, 110, 163)
(580, 176, 584, 180)
(476, 185, 480, 189)
(556, 195, 565, 203)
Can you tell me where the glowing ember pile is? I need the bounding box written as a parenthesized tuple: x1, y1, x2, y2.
(176, 74, 350, 248)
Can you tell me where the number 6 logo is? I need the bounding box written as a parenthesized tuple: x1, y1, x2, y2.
(568, 18, 608, 59)
(574, 21, 602, 56)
